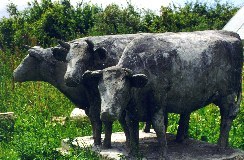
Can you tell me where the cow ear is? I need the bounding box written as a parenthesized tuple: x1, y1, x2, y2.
(58, 40, 70, 50)
(85, 39, 94, 52)
(52, 47, 68, 62)
(94, 47, 107, 60)
(129, 74, 148, 88)
(85, 39, 107, 60)
(28, 47, 43, 60)
(82, 70, 102, 82)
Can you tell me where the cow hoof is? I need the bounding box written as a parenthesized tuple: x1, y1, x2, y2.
(93, 141, 102, 146)
(175, 137, 184, 143)
(102, 143, 112, 149)
(175, 135, 188, 143)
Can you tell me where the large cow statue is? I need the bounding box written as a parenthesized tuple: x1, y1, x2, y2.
(82, 30, 243, 158)
(13, 34, 140, 148)
(55, 33, 193, 143)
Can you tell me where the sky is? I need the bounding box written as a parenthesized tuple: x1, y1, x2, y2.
(0, 0, 244, 18)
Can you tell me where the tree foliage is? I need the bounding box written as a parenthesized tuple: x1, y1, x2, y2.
(0, 0, 239, 52)
(89, 3, 141, 35)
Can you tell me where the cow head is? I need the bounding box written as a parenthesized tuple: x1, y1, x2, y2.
(13, 46, 59, 83)
(82, 67, 148, 122)
(53, 39, 107, 87)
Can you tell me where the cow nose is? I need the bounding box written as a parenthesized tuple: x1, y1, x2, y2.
(13, 71, 17, 81)
(65, 76, 80, 87)
(100, 112, 116, 122)
(13, 69, 21, 82)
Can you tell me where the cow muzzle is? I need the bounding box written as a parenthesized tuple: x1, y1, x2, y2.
(13, 70, 20, 82)
(13, 68, 25, 82)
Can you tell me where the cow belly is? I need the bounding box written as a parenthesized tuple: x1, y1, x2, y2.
(163, 81, 219, 114)
(166, 98, 213, 114)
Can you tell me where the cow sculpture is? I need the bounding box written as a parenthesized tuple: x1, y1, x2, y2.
(82, 30, 243, 158)
(14, 34, 141, 148)
(13, 45, 116, 147)
(56, 33, 192, 143)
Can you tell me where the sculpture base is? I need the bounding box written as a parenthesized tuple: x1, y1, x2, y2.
(59, 129, 244, 160)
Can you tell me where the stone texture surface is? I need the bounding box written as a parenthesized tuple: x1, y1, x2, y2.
(60, 129, 244, 160)
(70, 108, 87, 119)
(51, 109, 87, 126)
(83, 31, 243, 152)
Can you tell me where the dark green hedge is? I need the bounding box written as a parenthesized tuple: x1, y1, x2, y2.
(0, 0, 239, 52)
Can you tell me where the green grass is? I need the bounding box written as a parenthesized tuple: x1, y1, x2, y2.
(0, 51, 243, 159)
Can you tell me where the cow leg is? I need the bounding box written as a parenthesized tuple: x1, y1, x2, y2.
(125, 111, 139, 157)
(84, 80, 103, 146)
(144, 112, 169, 134)
(89, 101, 102, 146)
(143, 109, 168, 133)
(218, 93, 240, 148)
(90, 118, 102, 146)
(144, 116, 168, 133)
(119, 111, 130, 147)
(218, 115, 233, 148)
(176, 113, 190, 143)
(103, 121, 113, 148)
(164, 112, 168, 132)
(151, 108, 167, 159)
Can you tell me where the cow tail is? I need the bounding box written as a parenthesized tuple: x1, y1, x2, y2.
(232, 77, 242, 118)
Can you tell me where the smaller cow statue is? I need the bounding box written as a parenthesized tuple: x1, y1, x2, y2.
(82, 30, 243, 159)
(13, 45, 113, 148)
